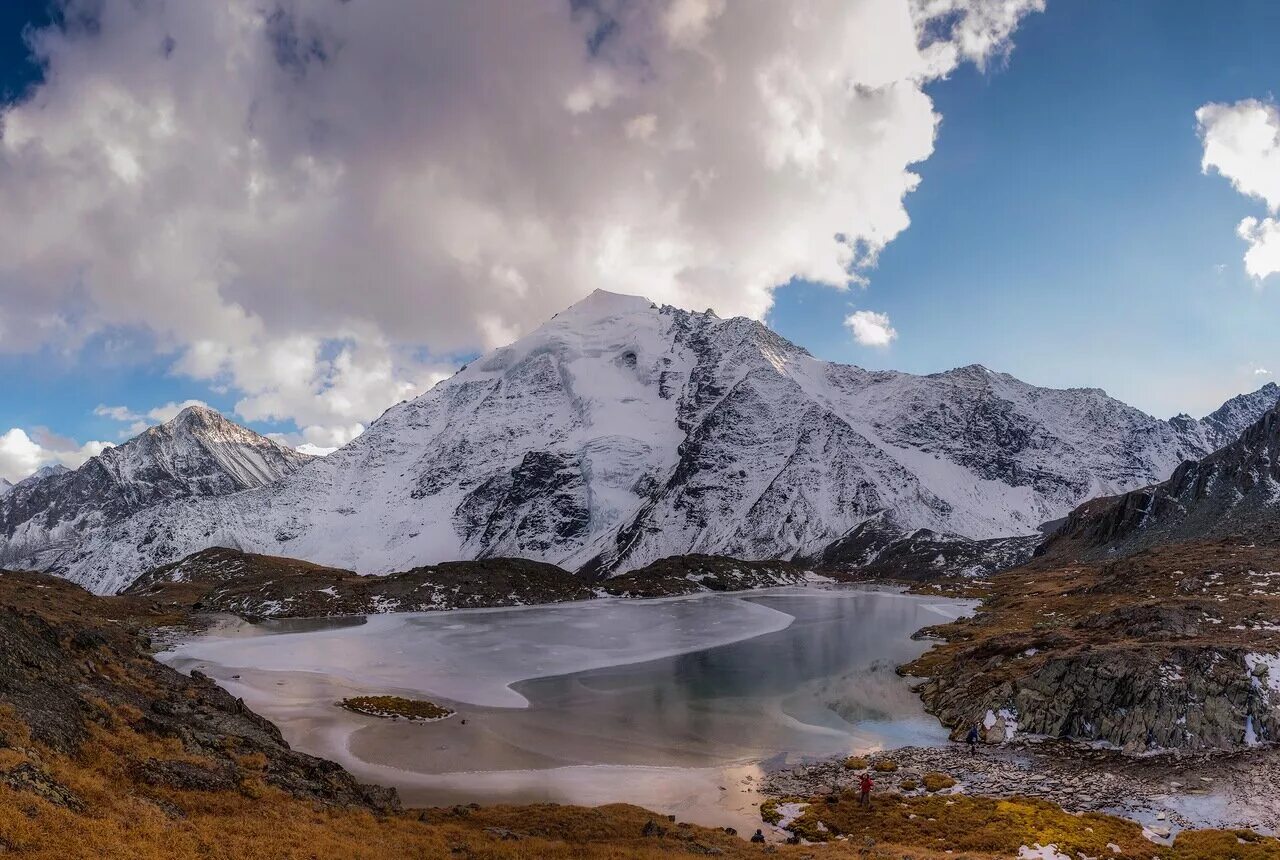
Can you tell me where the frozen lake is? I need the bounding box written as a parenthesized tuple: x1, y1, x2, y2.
(160, 586, 974, 832)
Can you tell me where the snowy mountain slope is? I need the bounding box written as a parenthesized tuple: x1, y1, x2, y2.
(24, 291, 1280, 594)
(0, 479, 11, 498)
(1042, 399, 1280, 556)
(0, 406, 312, 568)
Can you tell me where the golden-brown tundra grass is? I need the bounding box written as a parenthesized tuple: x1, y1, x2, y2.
(1, 563, 1278, 858)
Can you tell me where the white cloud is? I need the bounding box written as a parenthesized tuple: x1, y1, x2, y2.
(1254, 366, 1272, 376)
(97, 399, 210, 437)
(1197, 98, 1280, 281)
(93, 405, 138, 422)
(0, 427, 111, 483)
(844, 309, 899, 347)
(146, 399, 209, 423)
(1236, 216, 1280, 281)
(0, 0, 1040, 441)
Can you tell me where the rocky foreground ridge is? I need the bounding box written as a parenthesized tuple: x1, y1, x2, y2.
(906, 539, 1280, 754)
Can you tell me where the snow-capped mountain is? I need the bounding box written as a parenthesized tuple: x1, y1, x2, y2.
(15, 291, 1280, 593)
(0, 479, 12, 498)
(0, 405, 312, 568)
(19, 464, 71, 486)
(1043, 398, 1280, 556)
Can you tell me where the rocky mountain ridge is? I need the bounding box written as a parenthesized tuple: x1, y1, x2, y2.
(10, 291, 1277, 594)
(1042, 399, 1280, 558)
(0, 406, 312, 569)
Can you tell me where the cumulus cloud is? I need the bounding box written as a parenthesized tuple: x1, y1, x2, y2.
(0, 0, 1041, 442)
(1197, 98, 1280, 281)
(0, 427, 111, 483)
(844, 309, 899, 347)
(1253, 366, 1272, 376)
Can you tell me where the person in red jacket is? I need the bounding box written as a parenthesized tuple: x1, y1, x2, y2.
(858, 773, 874, 809)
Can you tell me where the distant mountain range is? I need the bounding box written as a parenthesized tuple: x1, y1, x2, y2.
(0, 406, 311, 569)
(1, 291, 1276, 593)
(1042, 397, 1280, 557)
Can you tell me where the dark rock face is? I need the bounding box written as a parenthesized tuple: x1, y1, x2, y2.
(813, 517, 1040, 581)
(457, 450, 590, 557)
(916, 644, 1278, 753)
(1042, 401, 1280, 558)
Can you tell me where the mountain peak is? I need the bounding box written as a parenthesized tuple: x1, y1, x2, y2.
(25, 464, 71, 483)
(556, 289, 658, 323)
(11, 290, 1280, 595)
(164, 404, 226, 430)
(0, 407, 313, 578)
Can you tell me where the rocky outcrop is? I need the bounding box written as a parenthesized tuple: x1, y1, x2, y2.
(813, 516, 1041, 580)
(918, 646, 1277, 753)
(124, 547, 596, 619)
(599, 553, 817, 597)
(124, 547, 826, 619)
(904, 540, 1280, 753)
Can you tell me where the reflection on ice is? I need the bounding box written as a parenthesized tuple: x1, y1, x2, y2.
(164, 593, 796, 707)
(160, 586, 975, 831)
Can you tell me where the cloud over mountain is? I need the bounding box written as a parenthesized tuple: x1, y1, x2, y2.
(0, 0, 1041, 443)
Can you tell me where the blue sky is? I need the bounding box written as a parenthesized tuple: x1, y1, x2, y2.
(769, 0, 1280, 416)
(0, 0, 1278, 477)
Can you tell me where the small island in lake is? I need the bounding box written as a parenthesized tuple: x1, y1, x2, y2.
(339, 695, 455, 721)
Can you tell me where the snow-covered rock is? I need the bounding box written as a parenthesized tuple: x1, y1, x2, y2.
(12, 291, 1278, 593)
(1043, 399, 1280, 556)
(0, 406, 312, 569)
(0, 479, 12, 498)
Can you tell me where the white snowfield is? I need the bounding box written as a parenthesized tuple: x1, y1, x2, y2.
(10, 290, 1278, 594)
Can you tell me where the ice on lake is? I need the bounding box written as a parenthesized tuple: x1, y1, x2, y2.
(160, 586, 974, 832)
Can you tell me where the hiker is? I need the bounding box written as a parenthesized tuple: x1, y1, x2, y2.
(967, 725, 980, 754)
(750, 829, 766, 843)
(858, 772, 873, 808)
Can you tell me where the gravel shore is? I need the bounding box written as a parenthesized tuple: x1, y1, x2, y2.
(760, 742, 1280, 839)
